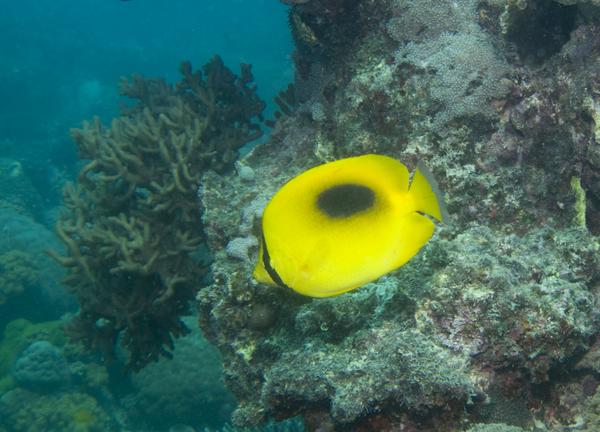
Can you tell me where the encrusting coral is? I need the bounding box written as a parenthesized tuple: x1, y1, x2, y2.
(0, 207, 67, 328)
(0, 158, 44, 221)
(50, 55, 265, 371)
(128, 317, 236, 430)
(0, 388, 112, 432)
(0, 250, 39, 305)
(0, 319, 65, 394)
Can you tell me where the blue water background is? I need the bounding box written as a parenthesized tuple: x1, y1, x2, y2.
(0, 0, 292, 167)
(0, 2, 294, 429)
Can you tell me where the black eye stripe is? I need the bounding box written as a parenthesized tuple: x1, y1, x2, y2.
(316, 183, 375, 218)
(261, 232, 291, 290)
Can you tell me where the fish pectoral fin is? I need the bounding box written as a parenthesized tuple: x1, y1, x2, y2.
(300, 237, 331, 278)
(284, 237, 332, 295)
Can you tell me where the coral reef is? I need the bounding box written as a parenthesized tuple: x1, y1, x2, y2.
(0, 319, 65, 383)
(126, 317, 236, 430)
(200, 131, 600, 429)
(50, 56, 265, 370)
(0, 388, 113, 432)
(13, 341, 70, 390)
(465, 425, 525, 432)
(421, 226, 600, 383)
(0, 250, 39, 305)
(261, 326, 472, 424)
(0, 158, 44, 221)
(197, 0, 600, 430)
(582, 385, 600, 431)
(202, 417, 305, 432)
(0, 317, 130, 430)
(0, 207, 68, 328)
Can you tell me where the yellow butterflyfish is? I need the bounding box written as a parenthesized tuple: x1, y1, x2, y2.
(253, 154, 447, 298)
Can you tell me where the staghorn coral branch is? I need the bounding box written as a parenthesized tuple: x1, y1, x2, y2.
(53, 56, 264, 371)
(50, 224, 95, 284)
(154, 275, 187, 304)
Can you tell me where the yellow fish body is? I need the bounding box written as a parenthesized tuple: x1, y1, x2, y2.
(253, 154, 447, 298)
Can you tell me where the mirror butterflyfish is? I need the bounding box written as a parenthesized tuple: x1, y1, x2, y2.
(253, 154, 448, 298)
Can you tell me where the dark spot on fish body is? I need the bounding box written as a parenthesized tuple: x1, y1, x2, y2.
(316, 183, 375, 218)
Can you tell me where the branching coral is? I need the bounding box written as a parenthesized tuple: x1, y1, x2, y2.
(50, 56, 264, 371)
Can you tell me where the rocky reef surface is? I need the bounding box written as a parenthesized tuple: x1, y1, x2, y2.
(0, 314, 246, 432)
(197, 0, 600, 430)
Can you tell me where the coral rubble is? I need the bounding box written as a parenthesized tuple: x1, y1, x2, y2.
(197, 0, 600, 430)
(51, 55, 265, 371)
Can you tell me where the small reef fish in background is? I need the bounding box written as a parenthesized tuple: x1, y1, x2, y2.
(254, 154, 448, 298)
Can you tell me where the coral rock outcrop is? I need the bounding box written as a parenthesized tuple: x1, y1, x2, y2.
(199, 0, 600, 430)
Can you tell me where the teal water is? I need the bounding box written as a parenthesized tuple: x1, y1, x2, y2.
(1, 0, 292, 169)
(0, 1, 294, 431)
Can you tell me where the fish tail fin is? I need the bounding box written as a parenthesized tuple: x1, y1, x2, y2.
(409, 161, 448, 222)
